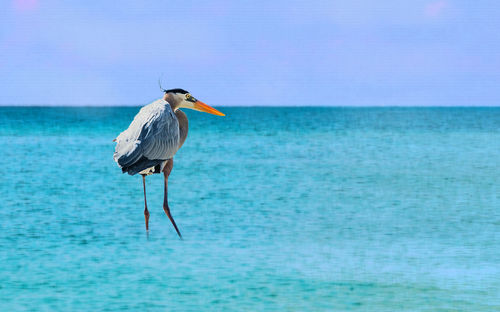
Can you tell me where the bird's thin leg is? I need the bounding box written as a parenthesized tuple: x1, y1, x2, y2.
(142, 174, 150, 231)
(163, 159, 182, 239)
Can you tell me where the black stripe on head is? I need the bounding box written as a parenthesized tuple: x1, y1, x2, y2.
(164, 88, 189, 94)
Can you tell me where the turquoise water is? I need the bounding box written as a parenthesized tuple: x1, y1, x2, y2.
(1, 107, 499, 311)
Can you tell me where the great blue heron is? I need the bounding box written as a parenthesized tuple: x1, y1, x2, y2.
(113, 88, 224, 238)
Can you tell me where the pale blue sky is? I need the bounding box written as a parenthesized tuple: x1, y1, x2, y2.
(1, 0, 499, 106)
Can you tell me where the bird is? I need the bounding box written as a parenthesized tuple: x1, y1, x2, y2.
(113, 87, 224, 238)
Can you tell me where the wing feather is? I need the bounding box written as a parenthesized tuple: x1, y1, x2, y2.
(113, 99, 180, 174)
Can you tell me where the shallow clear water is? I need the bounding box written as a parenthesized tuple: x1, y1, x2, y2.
(1, 107, 499, 311)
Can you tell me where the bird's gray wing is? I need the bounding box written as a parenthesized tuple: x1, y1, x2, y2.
(113, 99, 180, 174)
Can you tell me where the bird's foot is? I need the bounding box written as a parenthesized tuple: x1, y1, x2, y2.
(163, 205, 182, 239)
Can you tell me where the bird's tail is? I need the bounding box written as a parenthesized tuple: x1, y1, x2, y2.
(120, 157, 164, 175)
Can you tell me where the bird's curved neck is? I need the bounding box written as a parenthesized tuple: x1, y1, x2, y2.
(163, 93, 181, 111)
(175, 109, 188, 149)
(162, 93, 188, 148)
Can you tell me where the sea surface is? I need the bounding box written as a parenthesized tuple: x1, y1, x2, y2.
(0, 107, 499, 311)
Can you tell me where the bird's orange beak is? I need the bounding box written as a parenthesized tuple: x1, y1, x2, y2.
(191, 100, 225, 116)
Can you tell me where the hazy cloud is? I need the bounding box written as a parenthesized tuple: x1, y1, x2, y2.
(425, 0, 449, 17)
(12, 0, 38, 12)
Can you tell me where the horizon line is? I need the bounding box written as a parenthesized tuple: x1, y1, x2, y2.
(1, 104, 500, 108)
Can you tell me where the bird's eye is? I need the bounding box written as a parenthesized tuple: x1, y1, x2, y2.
(185, 94, 191, 99)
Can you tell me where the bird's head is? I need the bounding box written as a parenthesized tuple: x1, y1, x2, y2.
(162, 88, 224, 116)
